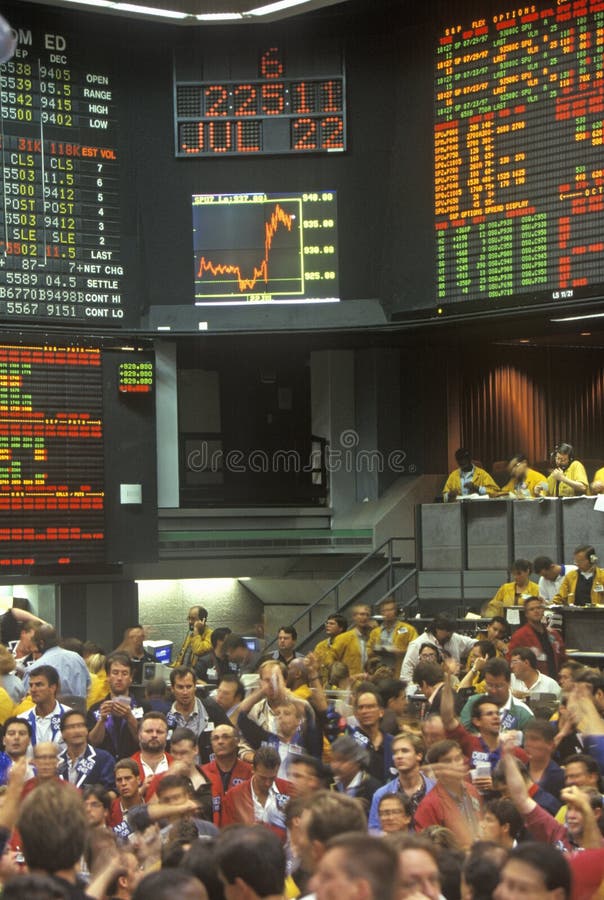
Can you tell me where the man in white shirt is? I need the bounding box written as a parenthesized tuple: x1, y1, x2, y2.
(533, 557, 577, 604)
(509, 647, 562, 699)
(221, 745, 291, 837)
(401, 614, 477, 686)
(18, 664, 71, 750)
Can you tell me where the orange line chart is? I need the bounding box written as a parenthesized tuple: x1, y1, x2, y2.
(193, 195, 304, 302)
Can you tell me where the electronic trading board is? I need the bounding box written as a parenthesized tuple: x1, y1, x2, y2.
(0, 13, 125, 326)
(174, 43, 346, 157)
(434, 0, 604, 308)
(0, 343, 105, 569)
(192, 192, 339, 304)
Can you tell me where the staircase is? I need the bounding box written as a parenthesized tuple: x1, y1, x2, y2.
(263, 536, 419, 653)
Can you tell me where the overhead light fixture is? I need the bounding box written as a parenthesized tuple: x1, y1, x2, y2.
(116, 2, 189, 17)
(196, 11, 243, 18)
(550, 310, 604, 322)
(60, 0, 190, 17)
(60, 0, 111, 6)
(248, 0, 313, 15)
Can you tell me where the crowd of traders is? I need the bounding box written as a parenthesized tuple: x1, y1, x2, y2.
(0, 579, 601, 900)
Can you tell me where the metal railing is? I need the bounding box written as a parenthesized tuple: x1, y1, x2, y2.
(265, 536, 417, 652)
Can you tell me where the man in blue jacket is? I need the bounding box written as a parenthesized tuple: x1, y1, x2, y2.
(368, 731, 435, 831)
(57, 708, 115, 792)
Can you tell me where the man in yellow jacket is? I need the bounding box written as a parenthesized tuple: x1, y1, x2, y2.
(544, 443, 588, 497)
(314, 613, 347, 683)
(442, 448, 499, 501)
(501, 454, 547, 499)
(553, 545, 604, 606)
(590, 466, 604, 494)
(484, 559, 539, 617)
(367, 596, 418, 678)
(174, 605, 213, 667)
(329, 604, 373, 676)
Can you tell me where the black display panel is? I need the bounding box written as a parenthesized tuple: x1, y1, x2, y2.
(5, 0, 603, 331)
(192, 191, 339, 305)
(0, 342, 105, 569)
(174, 43, 345, 157)
(0, 9, 128, 326)
(0, 339, 157, 573)
(433, 0, 604, 311)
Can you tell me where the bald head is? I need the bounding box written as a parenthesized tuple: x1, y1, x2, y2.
(33, 741, 59, 781)
(210, 724, 239, 759)
(287, 658, 308, 687)
(32, 625, 59, 652)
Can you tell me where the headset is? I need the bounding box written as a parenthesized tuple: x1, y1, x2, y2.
(551, 442, 574, 469)
(576, 544, 598, 565)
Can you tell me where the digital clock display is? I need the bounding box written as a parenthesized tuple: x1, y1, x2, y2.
(174, 43, 346, 157)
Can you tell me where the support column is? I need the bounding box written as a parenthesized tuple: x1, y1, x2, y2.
(58, 581, 139, 649)
(155, 339, 179, 508)
(310, 350, 356, 515)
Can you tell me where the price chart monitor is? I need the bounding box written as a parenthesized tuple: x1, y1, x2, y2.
(192, 191, 339, 305)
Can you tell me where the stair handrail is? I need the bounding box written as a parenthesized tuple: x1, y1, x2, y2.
(297, 566, 419, 652)
(264, 535, 412, 648)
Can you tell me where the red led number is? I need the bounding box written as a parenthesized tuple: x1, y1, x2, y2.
(260, 47, 284, 80)
(291, 81, 314, 114)
(292, 117, 317, 150)
(234, 84, 257, 116)
(320, 80, 341, 113)
(322, 116, 344, 149)
(262, 83, 284, 115)
(291, 116, 344, 151)
(204, 85, 229, 117)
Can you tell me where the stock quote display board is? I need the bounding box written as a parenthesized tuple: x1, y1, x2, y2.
(0, 343, 104, 570)
(0, 10, 126, 326)
(174, 42, 345, 157)
(434, 0, 604, 307)
(193, 192, 339, 305)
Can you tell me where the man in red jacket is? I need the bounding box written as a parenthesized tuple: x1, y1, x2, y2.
(221, 745, 292, 840)
(201, 723, 252, 826)
(507, 597, 566, 678)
